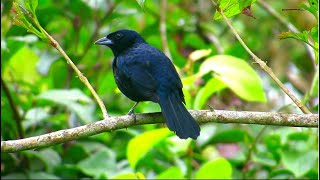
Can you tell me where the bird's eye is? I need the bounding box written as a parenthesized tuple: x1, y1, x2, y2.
(115, 33, 122, 39)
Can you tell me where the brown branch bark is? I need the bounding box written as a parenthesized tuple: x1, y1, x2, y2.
(1, 110, 318, 153)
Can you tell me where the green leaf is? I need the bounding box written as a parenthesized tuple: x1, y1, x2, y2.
(281, 149, 318, 177)
(278, 31, 309, 43)
(37, 89, 95, 123)
(189, 49, 212, 61)
(23, 149, 61, 172)
(111, 172, 145, 179)
(1, 173, 27, 179)
(214, 0, 257, 20)
(24, 0, 38, 14)
(156, 166, 183, 179)
(269, 169, 295, 179)
(77, 148, 116, 178)
(199, 55, 266, 102)
(136, 0, 145, 9)
(127, 128, 171, 169)
(3, 46, 40, 84)
(208, 129, 252, 143)
(23, 107, 50, 129)
(27, 172, 60, 179)
(195, 157, 232, 179)
(193, 78, 226, 109)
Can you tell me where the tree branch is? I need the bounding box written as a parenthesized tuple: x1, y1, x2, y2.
(1, 77, 24, 139)
(218, 9, 312, 114)
(1, 110, 318, 153)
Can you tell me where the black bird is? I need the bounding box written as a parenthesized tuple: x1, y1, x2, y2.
(95, 29, 200, 139)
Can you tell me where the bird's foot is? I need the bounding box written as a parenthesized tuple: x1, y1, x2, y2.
(127, 111, 137, 123)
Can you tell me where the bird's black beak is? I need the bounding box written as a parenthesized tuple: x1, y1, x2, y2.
(95, 37, 113, 45)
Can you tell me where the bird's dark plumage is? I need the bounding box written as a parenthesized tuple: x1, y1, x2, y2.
(95, 29, 200, 139)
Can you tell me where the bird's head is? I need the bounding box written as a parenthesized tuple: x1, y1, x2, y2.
(95, 29, 145, 56)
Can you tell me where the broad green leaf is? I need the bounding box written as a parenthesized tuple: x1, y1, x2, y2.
(37, 89, 95, 123)
(3, 46, 40, 84)
(156, 166, 183, 179)
(1, 173, 27, 179)
(208, 129, 252, 143)
(77, 148, 116, 178)
(252, 152, 277, 167)
(111, 172, 145, 179)
(214, 0, 257, 20)
(193, 78, 226, 109)
(127, 128, 171, 169)
(195, 158, 232, 179)
(23, 149, 61, 172)
(189, 49, 212, 61)
(200, 55, 266, 102)
(281, 149, 318, 177)
(23, 107, 50, 129)
(27, 172, 60, 179)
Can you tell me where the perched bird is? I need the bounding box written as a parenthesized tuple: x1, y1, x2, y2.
(95, 29, 200, 139)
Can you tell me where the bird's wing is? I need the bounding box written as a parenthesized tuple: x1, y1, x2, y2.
(117, 55, 157, 94)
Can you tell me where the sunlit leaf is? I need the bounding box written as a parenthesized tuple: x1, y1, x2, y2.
(3, 46, 40, 84)
(214, 0, 257, 20)
(127, 128, 171, 169)
(199, 55, 266, 102)
(189, 49, 212, 61)
(136, 0, 145, 9)
(193, 78, 226, 109)
(111, 172, 145, 179)
(195, 157, 232, 179)
(156, 166, 183, 179)
(278, 31, 309, 43)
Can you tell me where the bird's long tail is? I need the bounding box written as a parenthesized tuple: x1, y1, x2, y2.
(159, 92, 200, 140)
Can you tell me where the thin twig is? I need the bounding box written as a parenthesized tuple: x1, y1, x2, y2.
(218, 9, 312, 114)
(42, 30, 109, 119)
(159, 0, 172, 60)
(257, 0, 316, 67)
(1, 77, 24, 139)
(1, 110, 318, 153)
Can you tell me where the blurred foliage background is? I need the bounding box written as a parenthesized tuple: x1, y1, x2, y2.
(1, 0, 318, 179)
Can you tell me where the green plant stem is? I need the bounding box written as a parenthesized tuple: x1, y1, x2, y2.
(1, 77, 24, 139)
(242, 126, 268, 178)
(1, 110, 318, 153)
(41, 30, 109, 119)
(159, 0, 172, 60)
(218, 9, 312, 114)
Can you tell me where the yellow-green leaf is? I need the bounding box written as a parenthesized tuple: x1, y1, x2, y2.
(200, 55, 266, 102)
(127, 128, 171, 169)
